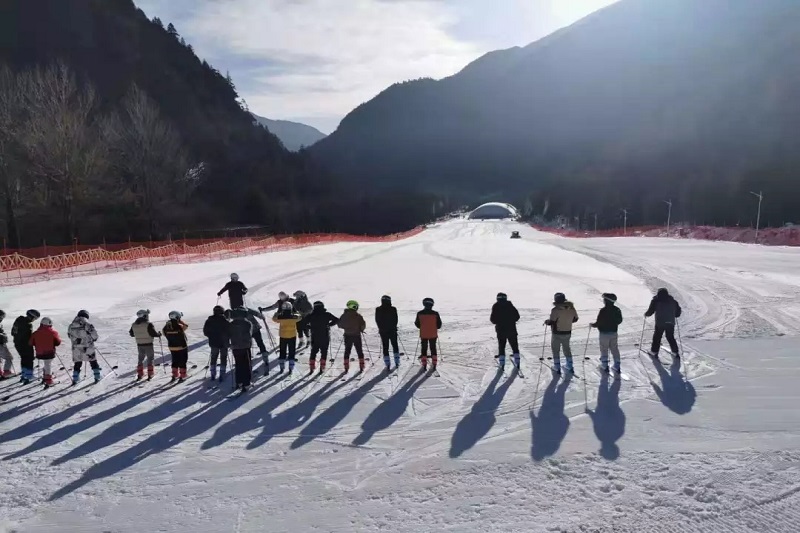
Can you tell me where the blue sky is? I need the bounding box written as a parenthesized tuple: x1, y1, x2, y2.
(135, 0, 618, 133)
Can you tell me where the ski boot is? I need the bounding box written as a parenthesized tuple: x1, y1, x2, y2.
(72, 370, 81, 386)
(383, 355, 391, 373)
(93, 368, 101, 384)
(394, 353, 401, 369)
(513, 353, 521, 371)
(498, 355, 506, 372)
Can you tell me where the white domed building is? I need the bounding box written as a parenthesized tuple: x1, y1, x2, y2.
(468, 202, 520, 220)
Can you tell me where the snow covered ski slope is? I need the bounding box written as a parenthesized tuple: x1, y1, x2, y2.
(1, 220, 799, 532)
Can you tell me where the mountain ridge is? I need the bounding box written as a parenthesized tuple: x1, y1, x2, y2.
(252, 114, 327, 151)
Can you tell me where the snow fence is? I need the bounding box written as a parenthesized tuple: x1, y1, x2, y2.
(532, 225, 800, 247)
(0, 228, 424, 286)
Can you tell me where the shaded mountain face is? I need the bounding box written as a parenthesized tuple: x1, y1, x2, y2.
(312, 0, 800, 227)
(253, 115, 327, 151)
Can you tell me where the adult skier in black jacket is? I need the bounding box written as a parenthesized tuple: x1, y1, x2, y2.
(375, 295, 400, 370)
(218, 273, 248, 309)
(203, 305, 230, 382)
(300, 301, 339, 373)
(645, 288, 682, 357)
(490, 292, 521, 370)
(228, 307, 254, 388)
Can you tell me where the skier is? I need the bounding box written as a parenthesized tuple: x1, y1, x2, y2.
(245, 307, 268, 360)
(129, 309, 161, 381)
(338, 300, 366, 373)
(375, 295, 400, 371)
(67, 310, 101, 385)
(163, 311, 189, 382)
(228, 307, 254, 391)
(293, 291, 313, 346)
(415, 297, 442, 372)
(0, 310, 14, 379)
(544, 292, 579, 375)
(490, 292, 521, 371)
(272, 302, 300, 374)
(203, 305, 230, 382)
(300, 301, 339, 373)
(29, 317, 61, 387)
(12, 309, 40, 384)
(590, 293, 624, 374)
(217, 273, 248, 309)
(645, 288, 682, 358)
(259, 291, 294, 313)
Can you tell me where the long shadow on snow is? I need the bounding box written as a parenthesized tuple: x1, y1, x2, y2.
(290, 373, 385, 450)
(247, 372, 356, 450)
(3, 383, 168, 460)
(0, 382, 136, 444)
(449, 370, 517, 458)
(530, 374, 571, 461)
(353, 369, 429, 447)
(585, 373, 625, 460)
(200, 374, 317, 450)
(651, 358, 696, 415)
(49, 376, 281, 500)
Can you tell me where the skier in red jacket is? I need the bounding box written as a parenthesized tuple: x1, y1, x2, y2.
(30, 317, 62, 387)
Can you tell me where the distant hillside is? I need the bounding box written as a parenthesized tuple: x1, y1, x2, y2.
(312, 0, 800, 228)
(253, 115, 326, 151)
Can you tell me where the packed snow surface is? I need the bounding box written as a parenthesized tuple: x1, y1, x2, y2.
(1, 220, 799, 532)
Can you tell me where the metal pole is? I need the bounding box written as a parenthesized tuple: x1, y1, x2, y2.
(594, 213, 598, 233)
(621, 209, 628, 236)
(664, 200, 672, 231)
(750, 191, 763, 243)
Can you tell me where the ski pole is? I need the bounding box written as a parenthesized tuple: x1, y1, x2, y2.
(436, 338, 443, 364)
(539, 324, 548, 362)
(676, 318, 688, 378)
(95, 348, 119, 374)
(634, 317, 654, 382)
(581, 327, 590, 411)
(399, 335, 411, 361)
(158, 337, 167, 373)
(52, 350, 71, 381)
(361, 333, 374, 364)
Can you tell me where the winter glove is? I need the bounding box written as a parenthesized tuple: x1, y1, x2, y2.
(543, 320, 553, 326)
(590, 323, 597, 328)
(572, 317, 578, 323)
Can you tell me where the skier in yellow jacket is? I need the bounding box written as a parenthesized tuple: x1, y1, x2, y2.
(544, 292, 579, 375)
(272, 302, 301, 374)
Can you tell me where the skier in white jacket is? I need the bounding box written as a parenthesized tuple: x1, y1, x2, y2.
(68, 310, 101, 384)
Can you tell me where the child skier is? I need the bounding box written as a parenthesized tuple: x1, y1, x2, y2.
(338, 300, 366, 373)
(591, 293, 624, 374)
(415, 297, 442, 372)
(29, 317, 61, 387)
(217, 273, 248, 309)
(260, 291, 294, 313)
(0, 310, 14, 379)
(375, 295, 400, 371)
(272, 302, 301, 374)
(300, 301, 339, 373)
(12, 309, 40, 384)
(228, 308, 254, 390)
(67, 310, 101, 384)
(163, 311, 189, 382)
(490, 292, 520, 371)
(129, 309, 161, 380)
(203, 305, 230, 382)
(293, 291, 313, 346)
(645, 288, 682, 358)
(544, 292, 579, 375)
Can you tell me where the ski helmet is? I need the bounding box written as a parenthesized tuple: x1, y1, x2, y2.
(313, 300, 325, 310)
(26, 309, 40, 320)
(602, 293, 618, 303)
(77, 310, 90, 319)
(553, 293, 566, 304)
(278, 291, 289, 301)
(293, 290, 306, 300)
(168, 310, 183, 320)
(40, 317, 53, 327)
(496, 292, 508, 301)
(0, 310, 5, 321)
(230, 273, 239, 281)
(213, 305, 225, 315)
(381, 295, 392, 304)
(422, 297, 434, 308)
(657, 288, 669, 297)
(280, 301, 293, 311)
(136, 309, 150, 319)
(346, 300, 359, 311)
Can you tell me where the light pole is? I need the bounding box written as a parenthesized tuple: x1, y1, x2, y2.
(664, 199, 672, 231)
(750, 191, 763, 243)
(594, 213, 598, 233)
(621, 208, 629, 236)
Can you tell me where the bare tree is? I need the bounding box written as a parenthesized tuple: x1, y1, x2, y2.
(105, 84, 190, 238)
(19, 62, 108, 242)
(0, 65, 26, 248)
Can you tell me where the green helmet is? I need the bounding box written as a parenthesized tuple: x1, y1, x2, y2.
(346, 300, 359, 311)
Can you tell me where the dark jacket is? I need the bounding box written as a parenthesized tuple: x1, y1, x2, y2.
(163, 319, 188, 351)
(246, 308, 263, 331)
(228, 318, 253, 350)
(11, 316, 34, 346)
(261, 298, 295, 313)
(375, 303, 398, 333)
(301, 307, 339, 340)
(218, 280, 248, 306)
(415, 308, 442, 339)
(593, 303, 623, 334)
(490, 300, 520, 336)
(203, 314, 230, 349)
(338, 309, 366, 336)
(0, 324, 7, 347)
(645, 292, 682, 327)
(294, 296, 313, 317)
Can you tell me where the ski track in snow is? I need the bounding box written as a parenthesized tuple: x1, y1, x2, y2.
(1, 220, 799, 532)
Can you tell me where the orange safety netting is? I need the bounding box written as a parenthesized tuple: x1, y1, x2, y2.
(0, 227, 424, 286)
